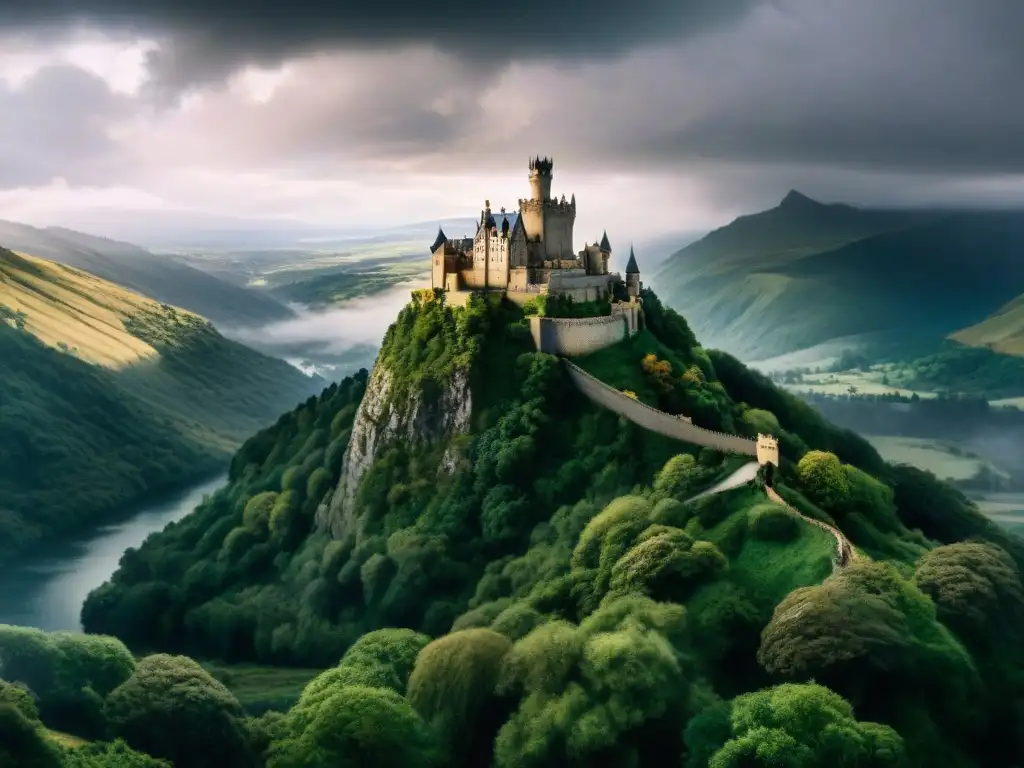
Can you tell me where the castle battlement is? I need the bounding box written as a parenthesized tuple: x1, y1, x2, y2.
(519, 197, 576, 212)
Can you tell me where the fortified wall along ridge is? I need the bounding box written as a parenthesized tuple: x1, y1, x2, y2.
(423, 153, 858, 563)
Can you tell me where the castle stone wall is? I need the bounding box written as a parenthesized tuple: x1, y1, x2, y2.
(530, 315, 628, 357)
(563, 360, 758, 457)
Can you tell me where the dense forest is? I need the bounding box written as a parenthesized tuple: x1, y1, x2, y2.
(4, 289, 1024, 767)
(0, 298, 321, 560)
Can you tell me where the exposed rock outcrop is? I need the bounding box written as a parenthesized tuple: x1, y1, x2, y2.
(316, 361, 472, 541)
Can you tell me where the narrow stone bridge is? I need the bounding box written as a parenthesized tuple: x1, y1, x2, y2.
(562, 359, 854, 568)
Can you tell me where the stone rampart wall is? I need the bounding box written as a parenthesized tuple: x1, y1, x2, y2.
(530, 315, 627, 357)
(564, 360, 758, 456)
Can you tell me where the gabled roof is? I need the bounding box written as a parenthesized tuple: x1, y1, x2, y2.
(599, 230, 611, 251)
(625, 245, 640, 274)
(430, 227, 447, 252)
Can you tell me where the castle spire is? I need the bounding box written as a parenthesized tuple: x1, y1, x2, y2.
(600, 230, 611, 252)
(625, 244, 639, 274)
(429, 227, 447, 253)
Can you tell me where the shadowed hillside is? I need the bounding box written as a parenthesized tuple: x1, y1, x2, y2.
(0, 220, 294, 327)
(0, 248, 322, 559)
(653, 193, 1024, 361)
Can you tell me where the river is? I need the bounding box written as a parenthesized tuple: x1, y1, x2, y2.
(0, 474, 227, 633)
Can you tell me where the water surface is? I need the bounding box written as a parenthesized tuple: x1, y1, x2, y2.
(0, 474, 227, 632)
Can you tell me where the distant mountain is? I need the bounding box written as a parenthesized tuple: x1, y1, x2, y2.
(0, 220, 294, 327)
(952, 293, 1024, 357)
(653, 192, 1024, 361)
(0, 248, 323, 559)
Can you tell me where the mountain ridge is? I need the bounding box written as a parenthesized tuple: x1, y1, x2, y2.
(653, 193, 1024, 361)
(0, 219, 294, 328)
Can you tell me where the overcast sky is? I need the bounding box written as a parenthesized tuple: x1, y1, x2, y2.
(2, 0, 1023, 247)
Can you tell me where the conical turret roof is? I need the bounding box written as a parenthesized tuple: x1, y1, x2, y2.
(600, 230, 611, 251)
(429, 227, 447, 252)
(625, 245, 640, 274)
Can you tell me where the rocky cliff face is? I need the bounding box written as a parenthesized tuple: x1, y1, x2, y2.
(316, 360, 472, 541)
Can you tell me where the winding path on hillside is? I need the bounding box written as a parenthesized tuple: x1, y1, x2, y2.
(562, 361, 856, 568)
(765, 487, 856, 567)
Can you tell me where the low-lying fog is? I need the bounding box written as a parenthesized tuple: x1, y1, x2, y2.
(222, 280, 428, 377)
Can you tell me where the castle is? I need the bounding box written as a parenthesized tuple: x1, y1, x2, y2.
(429, 157, 642, 304)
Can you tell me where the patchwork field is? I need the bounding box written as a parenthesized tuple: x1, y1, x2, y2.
(972, 492, 1024, 535)
(783, 369, 937, 399)
(865, 435, 1005, 482)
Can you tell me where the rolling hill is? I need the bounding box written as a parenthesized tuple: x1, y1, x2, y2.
(653, 192, 1024, 362)
(0, 248, 322, 559)
(952, 292, 1024, 356)
(0, 220, 294, 327)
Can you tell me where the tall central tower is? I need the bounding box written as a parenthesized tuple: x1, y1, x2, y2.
(519, 156, 576, 260)
(528, 156, 553, 201)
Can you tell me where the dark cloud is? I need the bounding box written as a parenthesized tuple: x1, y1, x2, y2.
(0, 65, 131, 186)
(635, 0, 1024, 175)
(1, 0, 756, 91)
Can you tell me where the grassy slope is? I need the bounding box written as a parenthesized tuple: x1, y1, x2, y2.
(0, 248, 322, 558)
(653, 193, 1024, 361)
(0, 219, 293, 326)
(201, 664, 324, 715)
(952, 292, 1024, 356)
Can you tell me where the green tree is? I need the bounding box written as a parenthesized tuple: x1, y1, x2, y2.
(608, 525, 726, 602)
(269, 685, 436, 768)
(706, 683, 906, 767)
(408, 628, 512, 766)
(60, 739, 171, 768)
(104, 654, 253, 768)
(0, 700, 62, 768)
(914, 541, 1024, 642)
(653, 454, 703, 498)
(494, 596, 692, 767)
(795, 451, 850, 508)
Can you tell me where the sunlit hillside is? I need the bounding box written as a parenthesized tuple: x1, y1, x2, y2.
(952, 293, 1024, 356)
(0, 248, 188, 368)
(0, 247, 324, 560)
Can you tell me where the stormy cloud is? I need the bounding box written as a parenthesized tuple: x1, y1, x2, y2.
(0, 0, 756, 92)
(1, 0, 1023, 242)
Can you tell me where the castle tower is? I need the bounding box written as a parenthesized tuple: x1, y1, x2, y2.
(528, 156, 553, 201)
(520, 156, 576, 260)
(625, 244, 641, 298)
(429, 227, 447, 290)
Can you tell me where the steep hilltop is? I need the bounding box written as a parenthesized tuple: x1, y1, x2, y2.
(0, 248, 322, 559)
(82, 288, 1024, 767)
(653, 194, 1024, 361)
